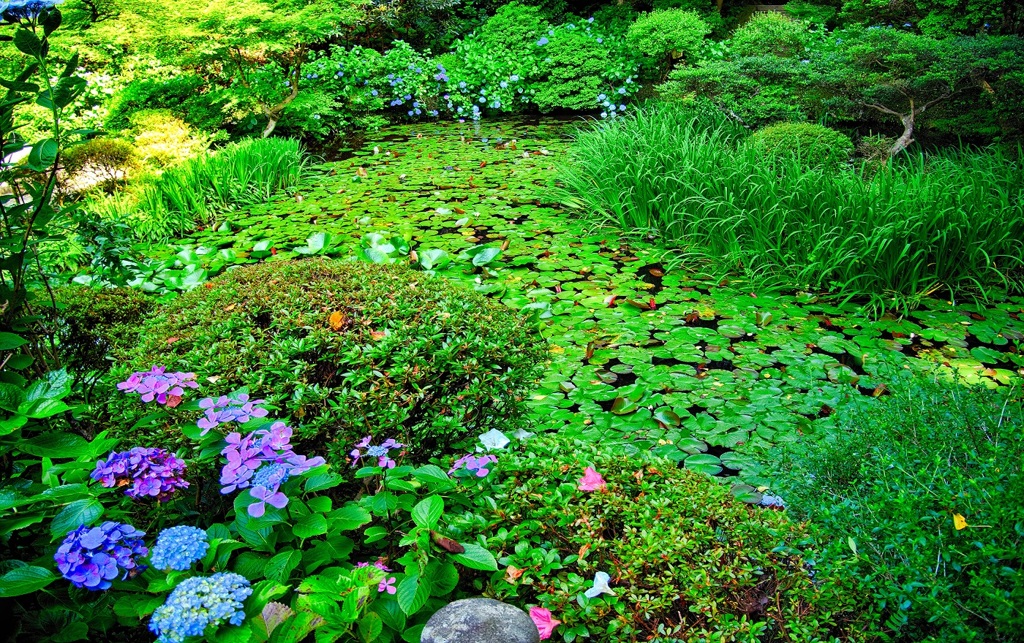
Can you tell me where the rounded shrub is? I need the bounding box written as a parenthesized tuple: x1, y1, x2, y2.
(731, 12, 811, 58)
(485, 437, 872, 642)
(52, 286, 153, 374)
(626, 9, 711, 73)
(750, 122, 854, 169)
(61, 138, 139, 192)
(116, 259, 545, 461)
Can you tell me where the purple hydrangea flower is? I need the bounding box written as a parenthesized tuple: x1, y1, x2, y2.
(91, 447, 189, 501)
(197, 394, 268, 434)
(350, 436, 403, 468)
(150, 526, 209, 571)
(150, 573, 251, 643)
(450, 454, 498, 478)
(117, 367, 198, 406)
(219, 422, 325, 517)
(54, 522, 147, 590)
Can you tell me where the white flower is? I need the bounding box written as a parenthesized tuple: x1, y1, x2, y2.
(512, 429, 534, 440)
(584, 571, 615, 598)
(478, 429, 510, 450)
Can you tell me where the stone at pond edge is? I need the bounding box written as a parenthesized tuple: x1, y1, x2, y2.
(421, 598, 540, 643)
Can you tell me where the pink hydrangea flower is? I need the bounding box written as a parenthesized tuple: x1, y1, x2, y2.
(578, 467, 606, 491)
(529, 607, 560, 640)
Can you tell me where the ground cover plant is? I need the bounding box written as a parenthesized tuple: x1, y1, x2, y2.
(769, 375, 1024, 641)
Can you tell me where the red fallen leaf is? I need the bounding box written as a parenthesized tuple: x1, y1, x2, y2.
(453, 207, 466, 214)
(370, 330, 386, 340)
(892, 332, 907, 338)
(204, 283, 214, 289)
(165, 395, 183, 409)
(166, 336, 179, 344)
(585, 341, 596, 361)
(578, 543, 591, 560)
(605, 295, 618, 308)
(649, 297, 657, 310)
(431, 531, 465, 553)
(649, 267, 664, 277)
(480, 161, 487, 167)
(970, 313, 986, 320)
(270, 247, 278, 255)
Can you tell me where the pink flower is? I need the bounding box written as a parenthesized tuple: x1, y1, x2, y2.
(578, 467, 606, 491)
(529, 607, 560, 640)
(378, 577, 397, 594)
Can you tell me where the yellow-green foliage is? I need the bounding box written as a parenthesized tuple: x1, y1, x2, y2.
(626, 9, 711, 67)
(732, 12, 812, 57)
(62, 138, 139, 190)
(130, 110, 212, 168)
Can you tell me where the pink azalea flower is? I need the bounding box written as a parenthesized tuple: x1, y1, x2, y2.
(578, 467, 606, 491)
(529, 607, 560, 640)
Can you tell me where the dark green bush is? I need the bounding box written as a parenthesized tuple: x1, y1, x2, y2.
(62, 138, 139, 191)
(626, 9, 712, 77)
(105, 74, 227, 134)
(749, 122, 854, 170)
(52, 286, 153, 374)
(770, 375, 1024, 641)
(117, 259, 545, 461)
(485, 437, 873, 642)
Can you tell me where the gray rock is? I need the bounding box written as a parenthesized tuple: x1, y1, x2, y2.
(421, 598, 540, 643)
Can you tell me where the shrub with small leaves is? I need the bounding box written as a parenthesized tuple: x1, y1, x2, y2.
(749, 122, 855, 170)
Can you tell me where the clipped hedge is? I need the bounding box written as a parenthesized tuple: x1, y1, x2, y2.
(116, 259, 545, 462)
(52, 286, 153, 374)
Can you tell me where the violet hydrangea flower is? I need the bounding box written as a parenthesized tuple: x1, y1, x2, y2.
(349, 436, 403, 468)
(91, 447, 189, 501)
(149, 573, 252, 643)
(197, 394, 268, 434)
(450, 453, 497, 478)
(117, 367, 198, 406)
(150, 526, 209, 571)
(1, 0, 64, 21)
(219, 422, 325, 517)
(54, 522, 147, 590)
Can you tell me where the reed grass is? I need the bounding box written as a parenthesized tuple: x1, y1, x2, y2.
(87, 137, 307, 241)
(556, 104, 1024, 313)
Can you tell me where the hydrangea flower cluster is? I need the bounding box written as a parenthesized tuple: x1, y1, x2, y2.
(350, 436, 403, 468)
(117, 367, 198, 406)
(149, 573, 252, 643)
(450, 453, 497, 478)
(91, 447, 189, 501)
(220, 422, 325, 517)
(197, 393, 268, 434)
(0, 0, 63, 20)
(54, 522, 147, 591)
(150, 526, 210, 571)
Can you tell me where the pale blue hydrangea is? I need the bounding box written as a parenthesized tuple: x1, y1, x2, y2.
(150, 526, 209, 572)
(150, 573, 252, 643)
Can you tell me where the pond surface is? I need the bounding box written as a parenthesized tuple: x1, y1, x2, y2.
(155, 118, 1024, 483)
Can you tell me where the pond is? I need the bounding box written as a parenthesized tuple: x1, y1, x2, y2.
(147, 118, 1024, 483)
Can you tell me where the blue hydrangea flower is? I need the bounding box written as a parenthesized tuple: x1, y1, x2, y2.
(536, 37, 549, 46)
(1, 0, 63, 20)
(150, 573, 252, 643)
(55, 522, 147, 591)
(150, 526, 210, 572)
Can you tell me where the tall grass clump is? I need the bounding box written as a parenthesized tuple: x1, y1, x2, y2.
(557, 104, 1024, 312)
(87, 137, 307, 241)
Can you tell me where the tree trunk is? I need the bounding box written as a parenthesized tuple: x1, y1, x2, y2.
(889, 111, 915, 157)
(262, 117, 278, 138)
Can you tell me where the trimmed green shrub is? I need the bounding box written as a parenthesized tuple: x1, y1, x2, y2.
(770, 375, 1024, 641)
(116, 259, 545, 462)
(486, 437, 872, 641)
(750, 122, 855, 169)
(52, 286, 153, 374)
(732, 12, 812, 58)
(106, 74, 227, 134)
(61, 138, 139, 191)
(626, 9, 712, 75)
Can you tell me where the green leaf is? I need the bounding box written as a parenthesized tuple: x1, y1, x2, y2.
(0, 565, 55, 597)
(328, 504, 372, 531)
(292, 513, 328, 539)
(0, 332, 27, 350)
(264, 549, 302, 583)
(450, 543, 498, 571)
(26, 139, 58, 172)
(396, 573, 430, 616)
(411, 496, 443, 529)
(411, 465, 452, 488)
(19, 432, 103, 458)
(358, 613, 383, 643)
(50, 499, 103, 540)
(304, 471, 343, 493)
(0, 382, 26, 413)
(13, 29, 42, 57)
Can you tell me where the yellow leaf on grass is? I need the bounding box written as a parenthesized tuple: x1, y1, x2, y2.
(328, 311, 346, 331)
(953, 513, 968, 530)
